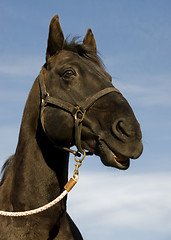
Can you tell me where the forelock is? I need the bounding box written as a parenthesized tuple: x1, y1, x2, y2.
(63, 37, 104, 68)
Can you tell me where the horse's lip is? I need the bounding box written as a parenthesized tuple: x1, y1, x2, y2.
(112, 152, 130, 168)
(98, 140, 130, 170)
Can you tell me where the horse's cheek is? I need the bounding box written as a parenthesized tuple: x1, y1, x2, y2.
(44, 108, 74, 143)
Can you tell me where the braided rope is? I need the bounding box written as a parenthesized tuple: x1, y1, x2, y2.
(0, 175, 79, 217)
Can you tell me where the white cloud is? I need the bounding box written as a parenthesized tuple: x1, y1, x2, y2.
(114, 75, 171, 107)
(0, 89, 28, 103)
(104, 54, 171, 108)
(67, 171, 171, 238)
(0, 55, 43, 77)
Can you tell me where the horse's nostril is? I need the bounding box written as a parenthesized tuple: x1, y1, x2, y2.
(112, 120, 130, 140)
(117, 121, 130, 137)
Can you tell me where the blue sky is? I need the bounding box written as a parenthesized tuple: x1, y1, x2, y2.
(0, 0, 171, 239)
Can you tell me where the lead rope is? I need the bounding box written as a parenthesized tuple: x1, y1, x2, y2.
(0, 151, 86, 217)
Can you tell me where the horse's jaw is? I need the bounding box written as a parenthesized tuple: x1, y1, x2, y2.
(98, 141, 129, 170)
(97, 139, 143, 170)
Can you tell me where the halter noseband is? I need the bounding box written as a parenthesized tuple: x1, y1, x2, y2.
(39, 69, 121, 156)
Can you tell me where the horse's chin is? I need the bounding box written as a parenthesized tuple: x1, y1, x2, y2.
(98, 141, 130, 170)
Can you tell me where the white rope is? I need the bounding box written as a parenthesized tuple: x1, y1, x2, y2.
(0, 175, 79, 217)
(0, 190, 68, 217)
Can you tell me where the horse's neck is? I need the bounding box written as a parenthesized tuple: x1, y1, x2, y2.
(0, 78, 82, 240)
(12, 128, 69, 210)
(11, 78, 69, 213)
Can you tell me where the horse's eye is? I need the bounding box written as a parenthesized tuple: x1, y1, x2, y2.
(62, 69, 75, 79)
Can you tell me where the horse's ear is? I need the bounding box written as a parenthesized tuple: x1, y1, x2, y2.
(83, 28, 97, 54)
(46, 15, 64, 61)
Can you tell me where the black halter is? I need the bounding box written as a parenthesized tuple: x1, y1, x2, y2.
(39, 70, 121, 156)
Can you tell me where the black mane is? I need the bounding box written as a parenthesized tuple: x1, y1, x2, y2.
(0, 156, 13, 186)
(63, 37, 104, 67)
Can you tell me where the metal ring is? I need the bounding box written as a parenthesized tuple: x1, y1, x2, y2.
(74, 106, 86, 122)
(73, 150, 86, 176)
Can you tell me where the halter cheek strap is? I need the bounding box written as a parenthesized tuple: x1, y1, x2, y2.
(39, 70, 121, 156)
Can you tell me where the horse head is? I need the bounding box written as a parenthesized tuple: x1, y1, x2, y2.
(40, 15, 143, 170)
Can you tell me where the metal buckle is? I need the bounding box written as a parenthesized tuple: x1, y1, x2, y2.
(74, 106, 86, 122)
(41, 92, 49, 107)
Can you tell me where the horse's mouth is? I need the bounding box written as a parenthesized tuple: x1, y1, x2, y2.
(112, 152, 130, 169)
(98, 140, 130, 170)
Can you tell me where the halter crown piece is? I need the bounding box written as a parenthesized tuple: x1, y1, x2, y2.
(0, 70, 121, 217)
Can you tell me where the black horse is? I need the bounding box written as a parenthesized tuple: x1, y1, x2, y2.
(0, 15, 143, 239)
